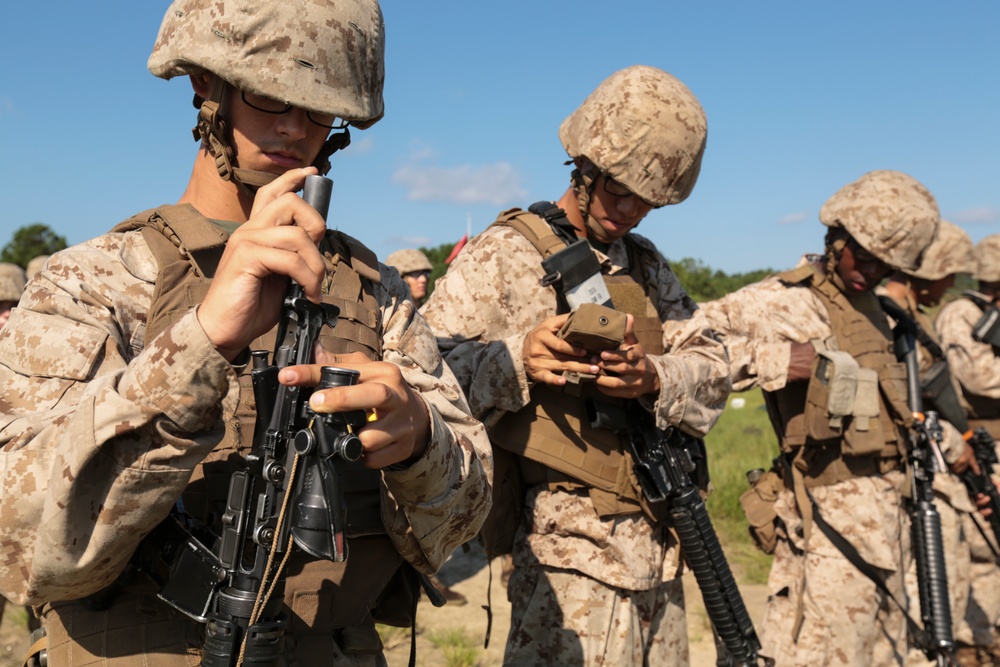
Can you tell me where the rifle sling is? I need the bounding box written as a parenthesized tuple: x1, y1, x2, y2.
(804, 484, 928, 652)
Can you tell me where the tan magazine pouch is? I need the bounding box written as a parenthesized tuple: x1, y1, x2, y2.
(738, 469, 784, 554)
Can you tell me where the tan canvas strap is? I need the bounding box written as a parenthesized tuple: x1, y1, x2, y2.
(492, 208, 573, 258)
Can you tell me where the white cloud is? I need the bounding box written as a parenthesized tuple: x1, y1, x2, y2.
(947, 207, 1000, 225)
(347, 135, 374, 155)
(777, 211, 810, 225)
(386, 235, 433, 247)
(392, 151, 527, 206)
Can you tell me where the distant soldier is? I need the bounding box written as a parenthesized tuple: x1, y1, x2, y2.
(423, 65, 730, 666)
(878, 220, 983, 666)
(703, 170, 941, 666)
(0, 263, 26, 330)
(937, 233, 1000, 664)
(385, 248, 433, 305)
(25, 255, 49, 280)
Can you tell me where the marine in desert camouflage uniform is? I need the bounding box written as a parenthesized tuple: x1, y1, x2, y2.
(422, 66, 730, 666)
(703, 170, 943, 666)
(937, 233, 1000, 665)
(0, 2, 491, 665)
(878, 220, 985, 666)
(0, 263, 26, 331)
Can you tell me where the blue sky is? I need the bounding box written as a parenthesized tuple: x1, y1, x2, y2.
(1, 1, 997, 274)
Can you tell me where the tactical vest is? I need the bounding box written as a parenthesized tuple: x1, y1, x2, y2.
(763, 264, 910, 487)
(960, 293, 1000, 436)
(485, 208, 669, 521)
(111, 205, 404, 629)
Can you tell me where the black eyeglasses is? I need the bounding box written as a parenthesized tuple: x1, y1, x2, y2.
(601, 175, 656, 207)
(241, 91, 349, 129)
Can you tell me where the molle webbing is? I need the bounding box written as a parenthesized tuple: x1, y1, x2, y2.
(111, 208, 397, 627)
(488, 208, 667, 519)
(765, 266, 908, 482)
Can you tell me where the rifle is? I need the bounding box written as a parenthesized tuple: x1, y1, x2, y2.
(201, 175, 365, 666)
(882, 297, 955, 665)
(880, 298, 1000, 552)
(588, 400, 770, 667)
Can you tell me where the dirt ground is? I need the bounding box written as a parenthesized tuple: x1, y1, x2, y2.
(0, 542, 767, 667)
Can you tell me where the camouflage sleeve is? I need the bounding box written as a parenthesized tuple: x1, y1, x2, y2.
(377, 270, 492, 573)
(629, 236, 730, 435)
(0, 233, 240, 605)
(937, 299, 1000, 399)
(701, 277, 834, 393)
(421, 227, 554, 429)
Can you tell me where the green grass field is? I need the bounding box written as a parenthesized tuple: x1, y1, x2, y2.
(703, 388, 778, 584)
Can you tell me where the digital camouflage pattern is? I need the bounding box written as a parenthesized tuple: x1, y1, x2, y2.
(937, 298, 1000, 409)
(25, 255, 48, 280)
(385, 248, 432, 275)
(907, 220, 974, 282)
(819, 170, 940, 272)
(0, 262, 26, 302)
(973, 233, 1000, 283)
(0, 224, 492, 609)
(421, 223, 730, 664)
(504, 556, 688, 666)
(558, 65, 707, 208)
(148, 0, 385, 127)
(702, 264, 915, 666)
(936, 290, 1000, 651)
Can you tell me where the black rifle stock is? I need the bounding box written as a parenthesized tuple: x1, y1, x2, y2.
(882, 297, 955, 664)
(588, 400, 768, 667)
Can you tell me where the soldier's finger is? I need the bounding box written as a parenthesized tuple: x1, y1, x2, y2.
(249, 167, 318, 217)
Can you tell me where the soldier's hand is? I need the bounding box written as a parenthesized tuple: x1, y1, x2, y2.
(522, 314, 600, 386)
(595, 314, 660, 399)
(198, 167, 328, 361)
(278, 348, 432, 469)
(787, 340, 816, 382)
(948, 443, 982, 476)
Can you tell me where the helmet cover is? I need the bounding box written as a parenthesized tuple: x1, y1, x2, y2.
(819, 170, 939, 271)
(907, 220, 973, 281)
(559, 65, 707, 207)
(149, 0, 385, 129)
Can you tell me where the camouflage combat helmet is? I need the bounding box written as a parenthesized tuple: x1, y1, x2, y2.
(148, 0, 385, 192)
(819, 170, 940, 272)
(0, 263, 26, 303)
(25, 255, 48, 279)
(385, 249, 432, 276)
(559, 65, 707, 208)
(973, 233, 1000, 283)
(907, 220, 973, 282)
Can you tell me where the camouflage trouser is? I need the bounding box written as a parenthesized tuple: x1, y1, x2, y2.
(760, 512, 908, 666)
(38, 591, 387, 667)
(958, 511, 1000, 647)
(904, 495, 971, 666)
(503, 564, 687, 667)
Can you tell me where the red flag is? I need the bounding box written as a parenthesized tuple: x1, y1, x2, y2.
(445, 234, 468, 264)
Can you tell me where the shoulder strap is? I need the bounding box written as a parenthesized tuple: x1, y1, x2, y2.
(490, 204, 576, 259)
(963, 290, 990, 310)
(776, 263, 816, 287)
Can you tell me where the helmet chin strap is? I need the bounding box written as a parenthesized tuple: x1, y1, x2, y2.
(570, 165, 607, 242)
(192, 79, 354, 196)
(193, 78, 276, 197)
(570, 164, 641, 245)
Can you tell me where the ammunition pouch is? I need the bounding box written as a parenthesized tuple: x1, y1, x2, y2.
(556, 303, 627, 383)
(738, 468, 784, 555)
(804, 350, 885, 456)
